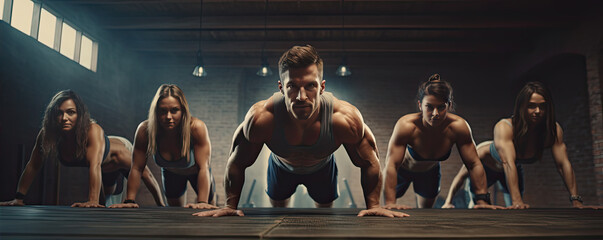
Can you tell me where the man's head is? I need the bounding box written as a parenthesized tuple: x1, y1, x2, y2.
(278, 45, 325, 120)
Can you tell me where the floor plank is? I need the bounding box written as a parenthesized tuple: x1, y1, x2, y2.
(1, 206, 602, 239)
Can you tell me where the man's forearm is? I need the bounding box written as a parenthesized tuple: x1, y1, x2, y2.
(361, 163, 382, 209)
(225, 164, 246, 209)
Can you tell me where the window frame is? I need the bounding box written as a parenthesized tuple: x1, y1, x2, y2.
(1, 0, 99, 72)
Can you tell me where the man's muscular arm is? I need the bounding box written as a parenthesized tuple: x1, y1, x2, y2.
(194, 100, 271, 217)
(335, 100, 408, 218)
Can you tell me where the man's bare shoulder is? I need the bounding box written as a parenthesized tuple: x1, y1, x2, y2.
(333, 98, 362, 121)
(247, 98, 274, 124)
(243, 97, 276, 143)
(332, 97, 364, 144)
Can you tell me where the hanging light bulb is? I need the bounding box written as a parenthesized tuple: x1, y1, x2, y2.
(192, 0, 207, 77)
(335, 57, 351, 77)
(256, 0, 272, 77)
(335, 0, 351, 77)
(256, 57, 273, 77)
(192, 50, 207, 77)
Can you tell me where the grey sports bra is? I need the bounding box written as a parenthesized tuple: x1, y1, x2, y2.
(153, 147, 195, 169)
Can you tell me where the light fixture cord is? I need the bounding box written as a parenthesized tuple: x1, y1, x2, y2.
(198, 0, 203, 52)
(340, 0, 345, 57)
(261, 0, 268, 60)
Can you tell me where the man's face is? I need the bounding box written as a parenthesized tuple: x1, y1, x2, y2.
(279, 64, 325, 120)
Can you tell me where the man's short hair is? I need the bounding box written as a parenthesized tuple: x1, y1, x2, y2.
(278, 45, 324, 80)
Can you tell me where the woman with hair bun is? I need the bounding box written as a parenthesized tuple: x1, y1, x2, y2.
(382, 74, 499, 209)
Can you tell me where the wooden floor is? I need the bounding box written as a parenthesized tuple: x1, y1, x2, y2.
(1, 206, 602, 239)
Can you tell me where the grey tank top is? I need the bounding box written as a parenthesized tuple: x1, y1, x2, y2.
(266, 92, 340, 174)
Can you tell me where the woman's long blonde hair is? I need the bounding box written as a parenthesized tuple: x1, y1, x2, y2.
(146, 84, 192, 159)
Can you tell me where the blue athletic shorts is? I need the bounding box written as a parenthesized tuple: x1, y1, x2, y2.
(266, 154, 339, 204)
(470, 164, 524, 196)
(396, 164, 441, 199)
(162, 168, 215, 201)
(102, 169, 129, 195)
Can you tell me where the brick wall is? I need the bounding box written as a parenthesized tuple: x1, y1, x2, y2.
(2, 13, 601, 208)
(219, 57, 516, 208)
(587, 52, 603, 205)
(517, 54, 597, 207)
(503, 13, 603, 206)
(135, 60, 515, 207)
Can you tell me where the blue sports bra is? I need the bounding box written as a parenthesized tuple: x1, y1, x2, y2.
(59, 135, 111, 167)
(489, 142, 539, 165)
(490, 119, 540, 164)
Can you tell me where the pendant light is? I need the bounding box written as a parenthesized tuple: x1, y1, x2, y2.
(192, 0, 207, 77)
(335, 0, 351, 77)
(256, 0, 273, 77)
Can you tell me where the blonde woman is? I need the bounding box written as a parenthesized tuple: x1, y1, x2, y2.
(110, 84, 216, 208)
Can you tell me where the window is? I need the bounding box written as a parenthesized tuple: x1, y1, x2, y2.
(60, 22, 76, 60)
(3, 0, 98, 71)
(79, 34, 93, 69)
(10, 0, 34, 35)
(38, 8, 56, 49)
(0, 0, 5, 20)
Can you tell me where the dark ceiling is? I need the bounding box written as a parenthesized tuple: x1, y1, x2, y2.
(42, 0, 602, 67)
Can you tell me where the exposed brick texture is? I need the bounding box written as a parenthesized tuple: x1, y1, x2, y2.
(587, 52, 603, 205)
(1, 13, 602, 208)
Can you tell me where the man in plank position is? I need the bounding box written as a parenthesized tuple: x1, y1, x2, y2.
(195, 45, 406, 218)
